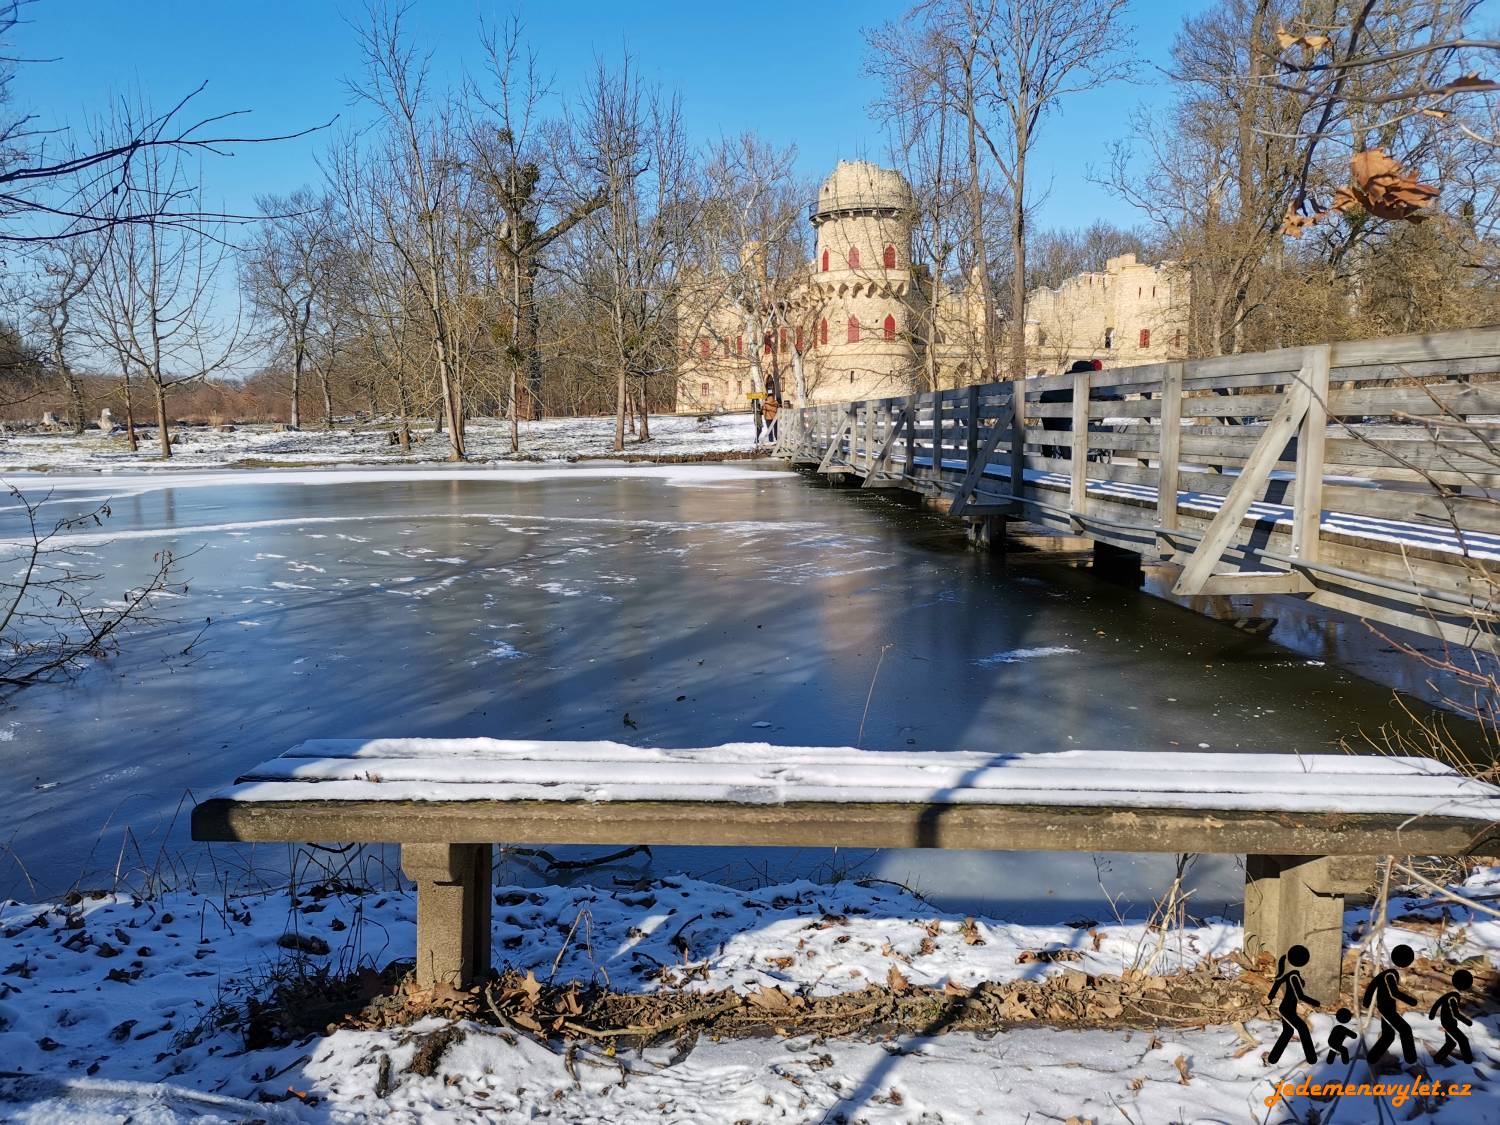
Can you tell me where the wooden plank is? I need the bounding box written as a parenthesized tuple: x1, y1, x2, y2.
(931, 390, 944, 483)
(1157, 362, 1183, 531)
(1009, 380, 1026, 516)
(193, 797, 1500, 856)
(1197, 572, 1313, 595)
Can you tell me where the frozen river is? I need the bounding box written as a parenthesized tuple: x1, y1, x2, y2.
(0, 463, 1475, 916)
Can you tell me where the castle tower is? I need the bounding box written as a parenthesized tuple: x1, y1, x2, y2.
(809, 161, 917, 398)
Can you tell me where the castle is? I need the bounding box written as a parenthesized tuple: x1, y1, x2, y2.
(675, 160, 1191, 412)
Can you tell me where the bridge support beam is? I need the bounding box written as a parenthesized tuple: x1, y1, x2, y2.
(1091, 541, 1143, 587)
(965, 516, 1006, 552)
(1245, 854, 1373, 1003)
(402, 843, 492, 989)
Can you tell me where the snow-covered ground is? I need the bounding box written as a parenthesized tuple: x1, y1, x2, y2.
(0, 413, 763, 473)
(3, 869, 1498, 1122)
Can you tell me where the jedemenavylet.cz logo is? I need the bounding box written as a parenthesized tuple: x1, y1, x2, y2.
(1264, 1077, 1472, 1109)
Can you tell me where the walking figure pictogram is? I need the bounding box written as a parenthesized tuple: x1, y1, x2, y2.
(1364, 943, 1419, 1065)
(1267, 944, 1321, 1065)
(1430, 968, 1475, 1065)
(1325, 1007, 1357, 1064)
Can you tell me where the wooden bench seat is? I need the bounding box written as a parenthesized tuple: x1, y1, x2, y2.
(192, 739, 1500, 998)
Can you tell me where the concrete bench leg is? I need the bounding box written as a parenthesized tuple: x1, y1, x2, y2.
(1245, 854, 1371, 1002)
(401, 843, 493, 989)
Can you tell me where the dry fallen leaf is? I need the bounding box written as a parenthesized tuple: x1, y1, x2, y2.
(887, 965, 910, 994)
(1174, 1054, 1192, 1085)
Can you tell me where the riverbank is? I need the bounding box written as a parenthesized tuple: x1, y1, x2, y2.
(0, 413, 762, 473)
(2, 868, 1496, 1122)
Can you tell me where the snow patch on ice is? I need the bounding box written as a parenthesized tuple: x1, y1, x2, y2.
(975, 645, 1081, 666)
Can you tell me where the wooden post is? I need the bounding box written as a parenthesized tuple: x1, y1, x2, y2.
(1069, 366, 1090, 515)
(1008, 379, 1026, 516)
(931, 390, 944, 482)
(1292, 344, 1331, 565)
(966, 384, 979, 478)
(1156, 362, 1182, 531)
(904, 393, 916, 481)
(1244, 854, 1369, 1003)
(402, 842, 492, 988)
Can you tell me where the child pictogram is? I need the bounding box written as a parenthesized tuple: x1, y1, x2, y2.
(1364, 943, 1419, 1065)
(1430, 968, 1475, 1065)
(1267, 944, 1321, 1065)
(1325, 1007, 1356, 1064)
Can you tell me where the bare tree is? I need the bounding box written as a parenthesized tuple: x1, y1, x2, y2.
(82, 106, 240, 459)
(0, 485, 178, 692)
(28, 242, 97, 432)
(245, 189, 343, 430)
(470, 19, 607, 445)
(565, 58, 696, 451)
(348, 5, 473, 460)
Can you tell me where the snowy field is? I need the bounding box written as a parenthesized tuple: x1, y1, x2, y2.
(2, 869, 1499, 1122)
(0, 413, 762, 473)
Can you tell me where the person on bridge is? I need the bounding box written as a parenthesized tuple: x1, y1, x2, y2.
(1040, 359, 1102, 460)
(762, 382, 780, 445)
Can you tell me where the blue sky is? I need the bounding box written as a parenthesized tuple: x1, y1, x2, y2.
(13, 0, 1206, 233)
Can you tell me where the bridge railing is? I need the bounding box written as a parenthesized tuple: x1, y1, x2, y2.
(778, 327, 1500, 651)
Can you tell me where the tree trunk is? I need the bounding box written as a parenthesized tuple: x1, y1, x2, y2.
(508, 364, 520, 454)
(638, 377, 650, 442)
(319, 373, 334, 429)
(289, 349, 302, 430)
(520, 260, 545, 422)
(122, 377, 139, 453)
(613, 366, 627, 452)
(63, 368, 85, 436)
(963, 71, 1000, 385)
(1008, 144, 1028, 381)
(153, 379, 171, 460)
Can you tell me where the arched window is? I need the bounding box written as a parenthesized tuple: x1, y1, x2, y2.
(883, 244, 896, 269)
(1139, 328, 1151, 349)
(735, 335, 743, 355)
(763, 333, 772, 355)
(700, 382, 710, 395)
(883, 314, 896, 340)
(821, 249, 829, 272)
(847, 316, 860, 343)
(699, 339, 709, 360)
(795, 326, 804, 352)
(847, 246, 860, 270)
(819, 318, 828, 345)
(780, 327, 789, 351)
(1103, 327, 1114, 350)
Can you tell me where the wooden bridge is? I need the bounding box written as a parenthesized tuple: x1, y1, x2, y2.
(778, 327, 1500, 651)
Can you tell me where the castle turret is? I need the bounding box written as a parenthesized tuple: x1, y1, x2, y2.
(809, 161, 917, 395)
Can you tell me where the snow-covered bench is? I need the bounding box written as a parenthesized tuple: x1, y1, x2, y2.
(192, 739, 1500, 998)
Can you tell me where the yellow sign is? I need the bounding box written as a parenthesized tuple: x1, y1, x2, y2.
(747, 392, 765, 401)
